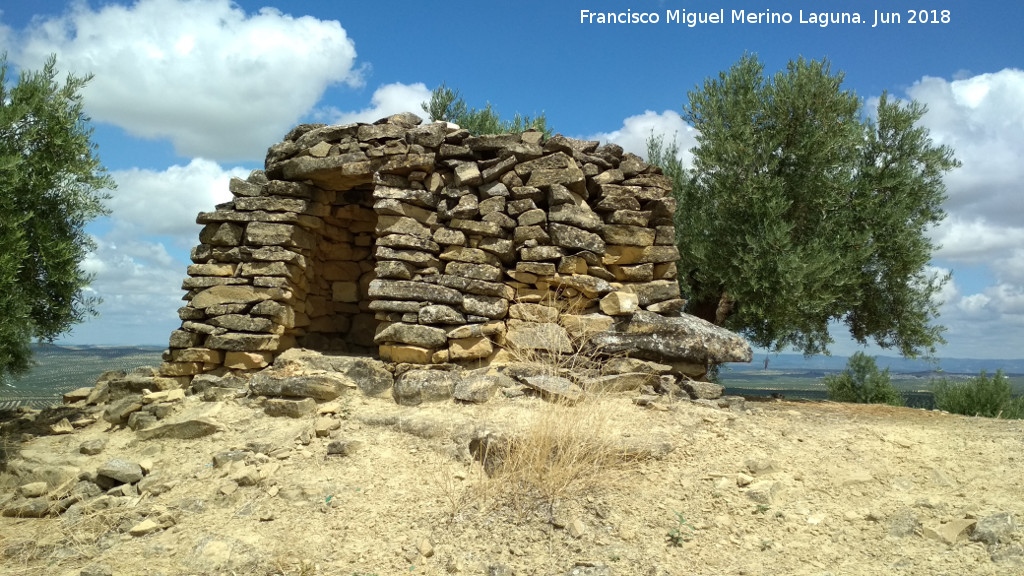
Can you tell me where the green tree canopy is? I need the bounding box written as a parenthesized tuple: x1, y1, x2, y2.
(649, 54, 959, 357)
(421, 82, 551, 137)
(824, 352, 904, 406)
(0, 54, 113, 381)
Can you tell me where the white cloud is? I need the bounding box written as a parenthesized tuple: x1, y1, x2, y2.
(957, 293, 992, 315)
(68, 158, 250, 344)
(906, 69, 1024, 227)
(589, 110, 697, 167)
(931, 216, 1024, 262)
(11, 0, 360, 161)
(330, 82, 431, 125)
(108, 158, 250, 246)
(70, 237, 186, 345)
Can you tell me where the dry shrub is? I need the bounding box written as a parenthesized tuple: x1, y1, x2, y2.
(488, 393, 631, 511)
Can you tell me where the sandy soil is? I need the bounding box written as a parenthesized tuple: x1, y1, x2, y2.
(2, 387, 1023, 576)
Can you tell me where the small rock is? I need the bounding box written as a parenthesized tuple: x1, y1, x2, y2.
(888, 508, 921, 537)
(264, 398, 317, 418)
(736, 473, 754, 487)
(418, 538, 434, 558)
(326, 440, 364, 457)
(2, 498, 50, 518)
(568, 519, 586, 538)
(971, 512, 1017, 546)
(922, 518, 976, 545)
(745, 480, 780, 504)
(213, 450, 251, 468)
(314, 416, 340, 437)
(80, 438, 108, 455)
(745, 457, 778, 475)
(522, 374, 583, 404)
(231, 465, 261, 487)
(18, 481, 49, 498)
(129, 518, 164, 537)
(49, 418, 75, 435)
(97, 458, 144, 486)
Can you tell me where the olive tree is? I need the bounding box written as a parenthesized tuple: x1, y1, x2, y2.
(0, 54, 113, 381)
(649, 54, 958, 357)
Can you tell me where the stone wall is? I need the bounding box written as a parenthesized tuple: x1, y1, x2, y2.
(161, 113, 688, 379)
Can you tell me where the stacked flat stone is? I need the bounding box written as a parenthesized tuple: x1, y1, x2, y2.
(161, 113, 686, 378)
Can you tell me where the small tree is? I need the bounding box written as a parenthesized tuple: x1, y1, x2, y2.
(421, 82, 551, 137)
(824, 352, 904, 406)
(933, 370, 1023, 419)
(0, 54, 113, 382)
(648, 54, 959, 357)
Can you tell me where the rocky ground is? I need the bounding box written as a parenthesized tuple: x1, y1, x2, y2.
(2, 360, 1023, 576)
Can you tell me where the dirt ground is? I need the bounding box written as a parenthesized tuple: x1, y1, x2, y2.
(2, 386, 1023, 576)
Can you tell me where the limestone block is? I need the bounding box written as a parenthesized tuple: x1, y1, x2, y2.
(509, 303, 559, 323)
(166, 348, 224, 364)
(332, 281, 359, 303)
(374, 246, 441, 268)
(199, 222, 244, 247)
(375, 260, 414, 280)
(449, 336, 494, 362)
(600, 291, 640, 316)
(419, 305, 466, 325)
(505, 321, 573, 354)
(602, 245, 681, 265)
(244, 222, 314, 249)
(187, 263, 235, 277)
(609, 263, 655, 282)
(477, 237, 515, 260)
(439, 246, 502, 267)
(168, 330, 205, 349)
(438, 275, 515, 299)
(379, 344, 435, 364)
(206, 333, 283, 352)
(549, 223, 606, 253)
(602, 225, 657, 247)
(433, 227, 466, 246)
(224, 351, 273, 370)
(181, 276, 249, 290)
(517, 208, 547, 227)
(606, 210, 651, 227)
(513, 225, 550, 245)
(376, 215, 432, 239)
(462, 294, 509, 319)
(548, 203, 603, 232)
(626, 279, 682, 307)
(208, 314, 276, 333)
(520, 245, 564, 262)
(445, 261, 502, 282)
(368, 279, 463, 306)
(159, 362, 206, 377)
(374, 322, 449, 348)
(454, 162, 483, 186)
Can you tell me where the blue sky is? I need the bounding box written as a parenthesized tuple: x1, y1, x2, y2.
(2, 0, 1022, 359)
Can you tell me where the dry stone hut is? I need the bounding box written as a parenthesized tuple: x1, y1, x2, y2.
(161, 113, 750, 390)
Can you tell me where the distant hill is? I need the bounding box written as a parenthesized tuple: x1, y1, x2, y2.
(1, 344, 165, 409)
(737, 353, 1024, 375)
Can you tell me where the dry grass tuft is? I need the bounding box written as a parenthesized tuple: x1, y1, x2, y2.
(488, 393, 631, 510)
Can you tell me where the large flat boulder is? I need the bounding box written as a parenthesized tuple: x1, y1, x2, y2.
(588, 310, 751, 365)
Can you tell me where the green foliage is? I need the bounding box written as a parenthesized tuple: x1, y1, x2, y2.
(932, 370, 1024, 419)
(0, 54, 113, 382)
(824, 352, 904, 406)
(666, 511, 694, 547)
(421, 82, 551, 137)
(648, 54, 958, 357)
